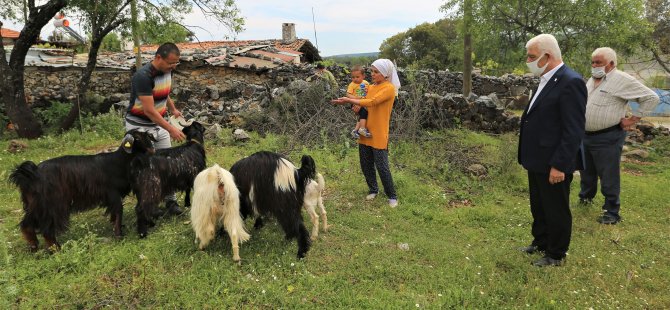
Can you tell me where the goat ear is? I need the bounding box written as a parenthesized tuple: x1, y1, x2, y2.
(121, 133, 135, 153)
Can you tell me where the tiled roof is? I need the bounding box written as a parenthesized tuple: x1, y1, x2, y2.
(22, 39, 318, 70)
(1, 27, 20, 39)
(140, 39, 308, 53)
(249, 50, 297, 63)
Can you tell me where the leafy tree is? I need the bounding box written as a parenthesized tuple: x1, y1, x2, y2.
(646, 0, 670, 74)
(100, 32, 123, 52)
(441, 0, 651, 75)
(56, 0, 131, 131)
(138, 19, 195, 44)
(379, 19, 460, 70)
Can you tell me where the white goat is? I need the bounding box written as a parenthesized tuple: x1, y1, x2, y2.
(190, 164, 250, 262)
(303, 173, 328, 240)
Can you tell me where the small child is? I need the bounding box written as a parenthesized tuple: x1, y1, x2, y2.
(346, 65, 372, 139)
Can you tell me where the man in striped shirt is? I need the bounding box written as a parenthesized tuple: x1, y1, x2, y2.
(579, 47, 659, 225)
(125, 42, 186, 216)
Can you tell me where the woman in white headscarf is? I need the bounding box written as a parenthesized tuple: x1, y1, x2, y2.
(331, 59, 400, 208)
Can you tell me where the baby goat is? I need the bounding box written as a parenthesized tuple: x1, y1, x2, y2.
(9, 130, 156, 252)
(303, 173, 328, 240)
(130, 122, 206, 238)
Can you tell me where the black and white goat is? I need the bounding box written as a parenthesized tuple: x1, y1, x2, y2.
(130, 122, 206, 238)
(190, 164, 250, 262)
(9, 130, 156, 251)
(303, 173, 328, 241)
(230, 151, 316, 258)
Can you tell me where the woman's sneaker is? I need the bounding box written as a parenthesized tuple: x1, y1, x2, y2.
(351, 129, 360, 139)
(388, 199, 398, 208)
(358, 127, 372, 138)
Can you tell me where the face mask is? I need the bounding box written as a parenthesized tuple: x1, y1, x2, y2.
(526, 54, 548, 76)
(591, 66, 606, 79)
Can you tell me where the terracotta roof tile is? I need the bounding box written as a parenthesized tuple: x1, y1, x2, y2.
(1, 27, 20, 39)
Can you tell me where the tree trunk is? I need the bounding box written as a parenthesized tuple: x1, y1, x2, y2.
(60, 39, 103, 132)
(462, 0, 473, 97)
(1, 0, 68, 138)
(130, 0, 142, 69)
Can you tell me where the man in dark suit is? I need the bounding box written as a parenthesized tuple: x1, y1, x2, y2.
(518, 34, 587, 267)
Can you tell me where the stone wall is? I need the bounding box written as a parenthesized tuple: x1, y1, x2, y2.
(24, 67, 131, 103)
(21, 64, 537, 133)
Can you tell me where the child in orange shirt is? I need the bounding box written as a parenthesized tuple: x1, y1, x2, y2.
(346, 66, 372, 139)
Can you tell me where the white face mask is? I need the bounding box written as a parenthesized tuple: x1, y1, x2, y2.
(526, 54, 548, 76)
(591, 66, 606, 79)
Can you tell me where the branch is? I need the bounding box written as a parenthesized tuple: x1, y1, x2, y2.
(138, 0, 210, 43)
(493, 3, 541, 35)
(651, 49, 670, 75)
(99, 0, 132, 36)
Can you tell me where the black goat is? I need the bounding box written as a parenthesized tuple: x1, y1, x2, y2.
(130, 122, 207, 238)
(9, 130, 156, 252)
(230, 151, 316, 258)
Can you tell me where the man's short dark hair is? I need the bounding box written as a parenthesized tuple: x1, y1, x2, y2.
(316, 63, 325, 69)
(156, 43, 180, 58)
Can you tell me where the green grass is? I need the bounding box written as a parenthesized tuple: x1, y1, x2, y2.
(1, 115, 669, 308)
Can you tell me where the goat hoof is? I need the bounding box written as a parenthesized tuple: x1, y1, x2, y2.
(139, 232, 148, 239)
(28, 245, 39, 253)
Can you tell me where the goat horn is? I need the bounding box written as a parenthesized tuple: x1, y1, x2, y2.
(178, 120, 194, 127)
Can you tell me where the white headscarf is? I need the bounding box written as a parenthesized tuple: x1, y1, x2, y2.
(371, 59, 401, 94)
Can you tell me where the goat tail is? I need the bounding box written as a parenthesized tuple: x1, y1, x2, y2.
(191, 165, 223, 250)
(9, 161, 39, 191)
(219, 166, 250, 244)
(9, 161, 41, 211)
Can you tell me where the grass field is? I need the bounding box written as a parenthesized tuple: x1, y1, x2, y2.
(1, 114, 669, 308)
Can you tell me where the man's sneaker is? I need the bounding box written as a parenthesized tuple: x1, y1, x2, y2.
(358, 127, 372, 138)
(365, 193, 377, 201)
(165, 200, 183, 216)
(388, 199, 398, 208)
(597, 213, 621, 225)
(351, 129, 360, 139)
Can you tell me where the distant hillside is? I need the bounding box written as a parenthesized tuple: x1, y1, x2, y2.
(325, 52, 379, 58)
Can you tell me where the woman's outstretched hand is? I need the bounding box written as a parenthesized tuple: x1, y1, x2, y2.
(331, 97, 350, 105)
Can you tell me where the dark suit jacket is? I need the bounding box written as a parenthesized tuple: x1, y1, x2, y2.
(518, 64, 587, 174)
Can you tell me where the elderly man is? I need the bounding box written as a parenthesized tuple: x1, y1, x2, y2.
(579, 47, 659, 225)
(518, 34, 587, 267)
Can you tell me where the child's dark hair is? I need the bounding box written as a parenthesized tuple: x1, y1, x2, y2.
(350, 65, 365, 75)
(316, 63, 325, 69)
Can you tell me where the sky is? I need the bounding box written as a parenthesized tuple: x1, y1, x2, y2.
(2, 0, 447, 57)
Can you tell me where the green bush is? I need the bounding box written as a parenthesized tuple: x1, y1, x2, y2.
(35, 100, 72, 133)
